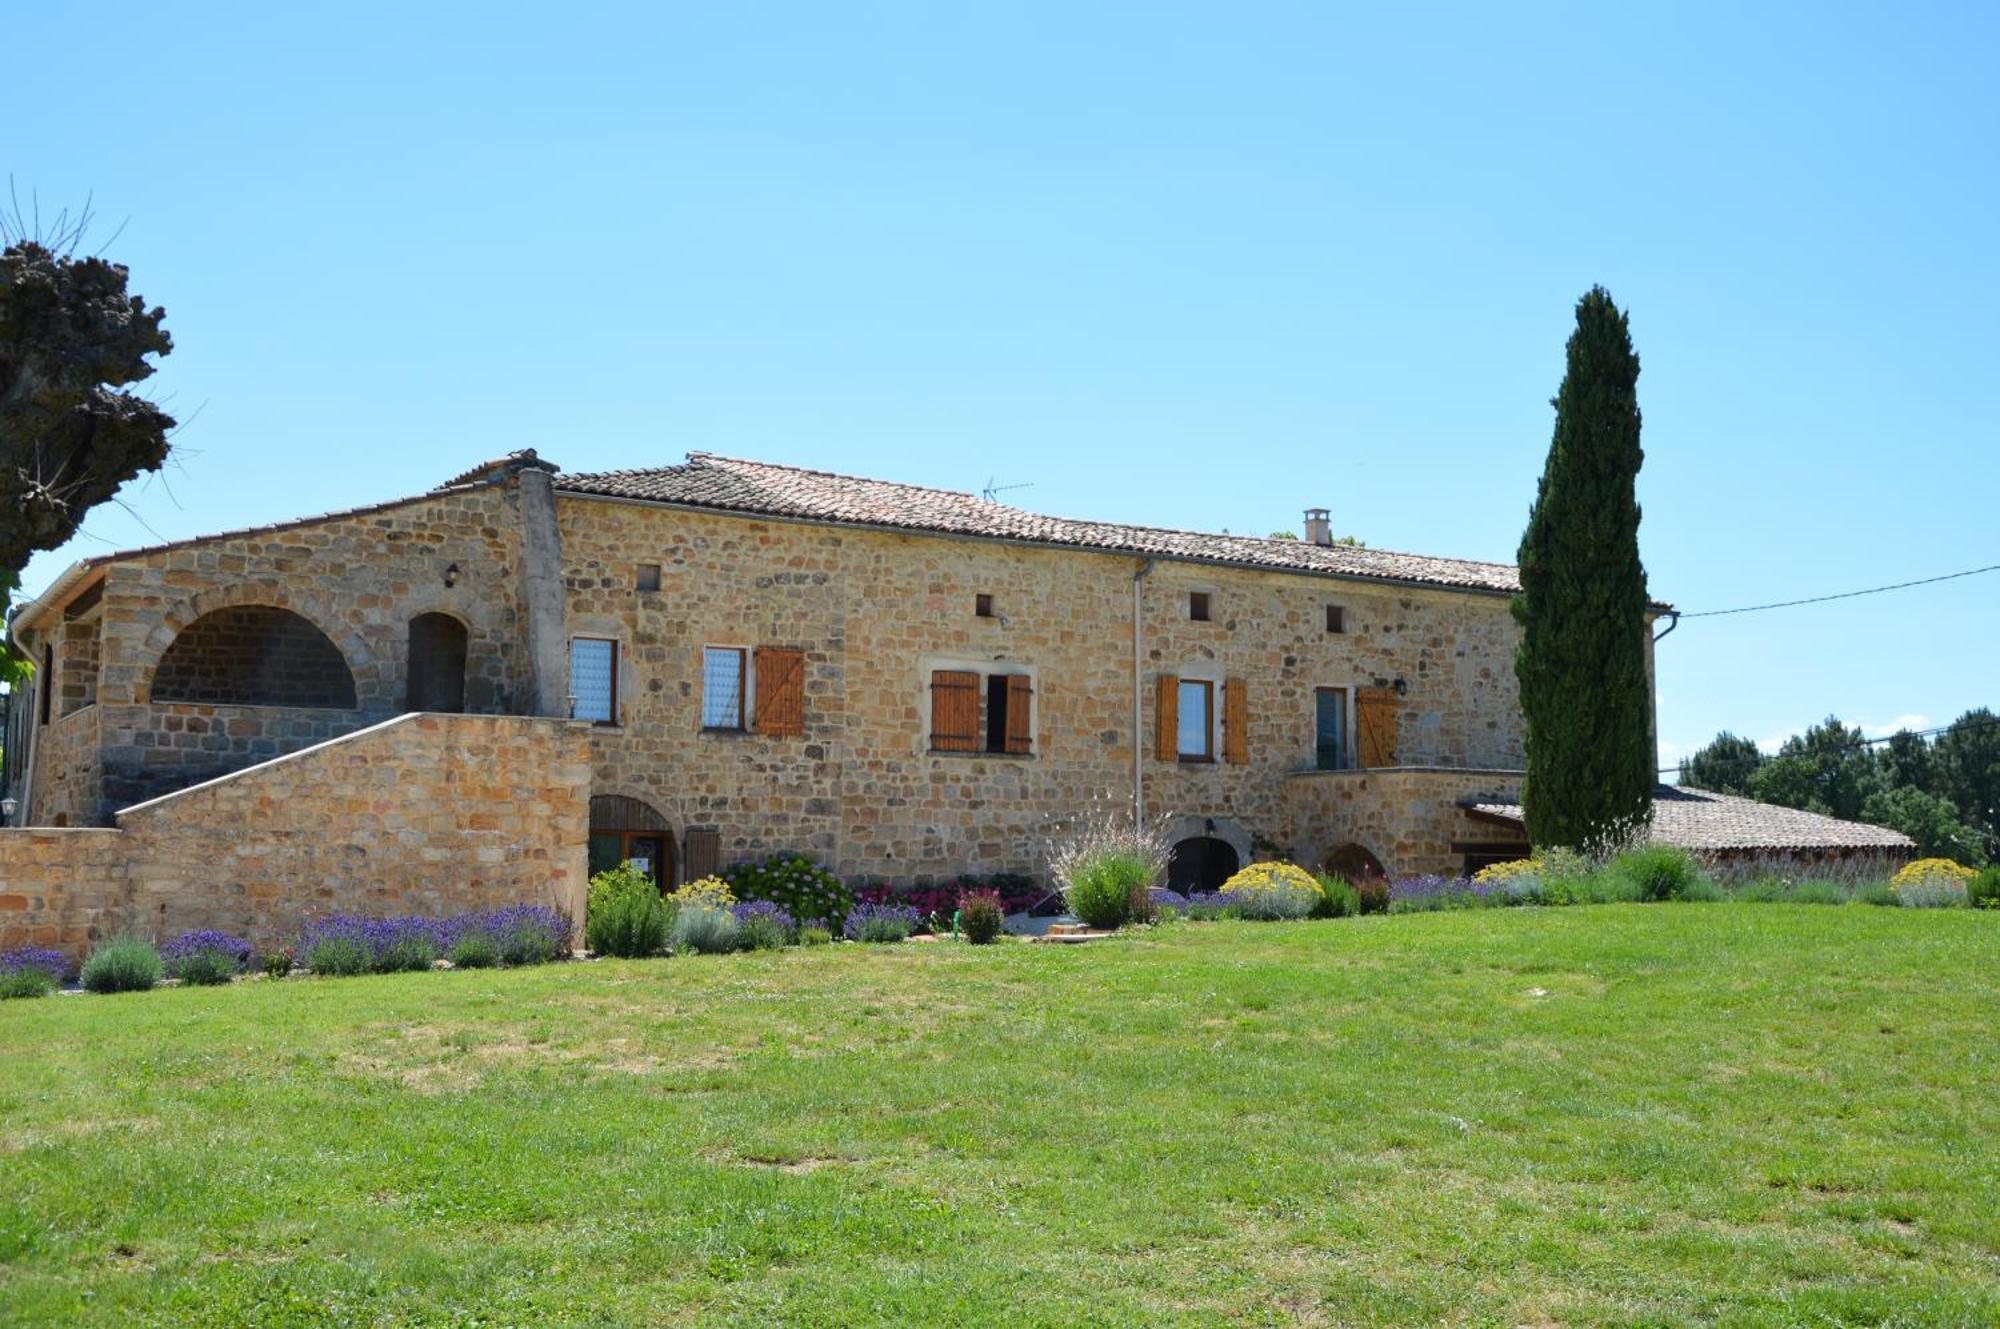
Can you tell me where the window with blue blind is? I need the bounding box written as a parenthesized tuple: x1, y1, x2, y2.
(702, 646, 746, 730)
(570, 638, 617, 724)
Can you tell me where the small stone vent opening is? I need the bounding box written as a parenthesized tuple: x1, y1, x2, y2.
(151, 606, 358, 709)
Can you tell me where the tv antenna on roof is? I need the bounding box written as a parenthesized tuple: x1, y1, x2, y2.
(982, 477, 1034, 502)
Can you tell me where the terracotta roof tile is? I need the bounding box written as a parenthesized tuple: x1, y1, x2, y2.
(1466, 785, 1916, 853)
(557, 453, 1527, 595)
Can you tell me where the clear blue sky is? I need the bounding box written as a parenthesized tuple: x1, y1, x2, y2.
(10, 2, 1996, 773)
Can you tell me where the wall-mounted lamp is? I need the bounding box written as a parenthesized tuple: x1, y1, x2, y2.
(1392, 677, 1408, 697)
(443, 562, 461, 589)
(0, 796, 16, 822)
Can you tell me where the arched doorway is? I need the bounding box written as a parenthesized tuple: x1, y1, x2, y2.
(1321, 843, 1387, 885)
(588, 794, 675, 892)
(406, 613, 468, 713)
(152, 605, 357, 708)
(1168, 836, 1240, 892)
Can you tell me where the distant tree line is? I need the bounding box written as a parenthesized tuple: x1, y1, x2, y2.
(1680, 710, 2000, 865)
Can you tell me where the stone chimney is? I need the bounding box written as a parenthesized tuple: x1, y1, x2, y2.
(1303, 508, 1332, 547)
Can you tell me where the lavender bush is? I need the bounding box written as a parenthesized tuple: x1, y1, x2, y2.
(1182, 892, 1235, 921)
(732, 899, 795, 950)
(446, 905, 569, 966)
(844, 901, 920, 943)
(161, 930, 253, 985)
(0, 945, 66, 999)
(1387, 875, 1491, 913)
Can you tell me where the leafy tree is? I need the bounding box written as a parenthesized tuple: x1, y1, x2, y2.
(1937, 708, 2000, 856)
(1268, 530, 1299, 540)
(1680, 731, 1763, 795)
(1512, 287, 1653, 848)
(1857, 786, 1986, 866)
(1747, 716, 1879, 821)
(1877, 728, 1940, 798)
(1, 231, 174, 581)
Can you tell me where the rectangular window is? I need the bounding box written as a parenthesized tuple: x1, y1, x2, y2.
(702, 647, 746, 730)
(1325, 604, 1345, 634)
(636, 563, 662, 593)
(975, 593, 994, 618)
(930, 669, 981, 752)
(1177, 679, 1212, 760)
(980, 673, 1034, 754)
(1189, 591, 1211, 622)
(1315, 687, 1349, 770)
(39, 645, 52, 726)
(570, 638, 617, 724)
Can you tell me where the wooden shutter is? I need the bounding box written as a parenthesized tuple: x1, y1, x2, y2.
(1355, 686, 1399, 768)
(1223, 678, 1248, 765)
(684, 827, 720, 880)
(1155, 674, 1179, 761)
(754, 646, 805, 736)
(930, 670, 980, 752)
(1004, 675, 1033, 754)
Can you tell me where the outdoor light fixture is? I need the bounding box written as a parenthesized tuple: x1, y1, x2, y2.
(1393, 677, 1408, 697)
(0, 797, 16, 822)
(443, 562, 461, 588)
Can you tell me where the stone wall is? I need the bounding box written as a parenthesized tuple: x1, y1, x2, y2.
(1280, 767, 1531, 878)
(0, 713, 592, 969)
(19, 482, 533, 824)
(27, 704, 101, 829)
(554, 495, 1529, 883)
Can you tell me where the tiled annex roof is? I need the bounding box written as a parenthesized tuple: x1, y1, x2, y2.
(556, 453, 1526, 595)
(1467, 785, 1915, 854)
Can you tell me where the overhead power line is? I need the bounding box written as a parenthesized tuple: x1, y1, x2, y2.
(1678, 562, 2000, 619)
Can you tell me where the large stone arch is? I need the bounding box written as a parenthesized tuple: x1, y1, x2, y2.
(134, 584, 378, 707)
(1158, 813, 1255, 870)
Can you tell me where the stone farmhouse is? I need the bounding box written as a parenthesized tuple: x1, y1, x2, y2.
(0, 451, 1909, 958)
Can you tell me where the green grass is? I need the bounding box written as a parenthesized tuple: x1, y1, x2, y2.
(3, 907, 1997, 1326)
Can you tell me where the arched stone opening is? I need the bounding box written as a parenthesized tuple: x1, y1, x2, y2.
(1168, 836, 1241, 892)
(1321, 842, 1387, 885)
(406, 612, 469, 713)
(589, 794, 675, 892)
(151, 606, 358, 708)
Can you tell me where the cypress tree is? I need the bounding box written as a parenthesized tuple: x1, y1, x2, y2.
(1513, 286, 1654, 849)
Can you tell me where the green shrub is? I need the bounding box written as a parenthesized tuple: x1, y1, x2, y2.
(1225, 881, 1321, 921)
(0, 967, 57, 1000)
(798, 925, 833, 946)
(736, 912, 790, 952)
(1353, 876, 1390, 915)
(960, 890, 1005, 944)
(1731, 876, 1848, 905)
(671, 904, 741, 955)
(1610, 844, 1709, 902)
(303, 935, 371, 976)
(377, 935, 440, 973)
(1062, 850, 1152, 930)
(1856, 880, 1898, 907)
(586, 865, 669, 958)
(261, 948, 294, 979)
(723, 854, 854, 927)
(450, 933, 500, 969)
(171, 948, 239, 986)
(1972, 867, 2000, 910)
(80, 937, 162, 994)
(1312, 875, 1360, 918)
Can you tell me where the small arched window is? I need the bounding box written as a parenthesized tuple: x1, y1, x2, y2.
(406, 613, 469, 713)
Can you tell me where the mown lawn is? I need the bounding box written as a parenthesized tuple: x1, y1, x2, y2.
(2, 906, 1997, 1327)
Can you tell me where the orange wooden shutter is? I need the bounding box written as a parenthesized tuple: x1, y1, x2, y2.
(1004, 675, 1033, 754)
(754, 646, 805, 736)
(1223, 678, 1248, 765)
(1355, 686, 1399, 768)
(930, 670, 980, 751)
(1155, 674, 1179, 761)
(684, 827, 720, 880)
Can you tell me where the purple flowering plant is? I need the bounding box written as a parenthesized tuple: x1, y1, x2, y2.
(161, 930, 254, 985)
(843, 901, 920, 943)
(0, 944, 67, 998)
